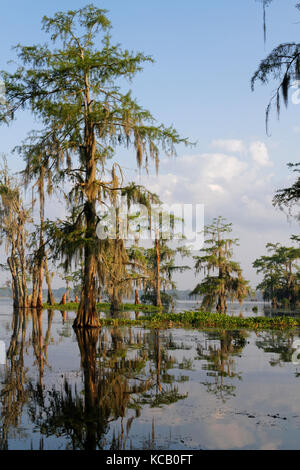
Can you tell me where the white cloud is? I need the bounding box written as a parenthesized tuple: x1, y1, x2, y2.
(249, 141, 273, 167)
(199, 153, 248, 181)
(208, 184, 224, 193)
(140, 151, 281, 236)
(137, 139, 297, 288)
(211, 139, 273, 168)
(211, 139, 246, 154)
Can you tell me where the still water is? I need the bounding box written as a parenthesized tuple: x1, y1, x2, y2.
(1, 298, 300, 450)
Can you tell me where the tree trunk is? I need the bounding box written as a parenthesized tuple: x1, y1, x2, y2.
(135, 288, 140, 305)
(47, 290, 53, 305)
(66, 281, 70, 303)
(31, 263, 39, 309)
(217, 294, 227, 314)
(73, 202, 100, 328)
(19, 223, 28, 309)
(60, 292, 67, 305)
(73, 113, 101, 328)
(8, 256, 28, 310)
(36, 167, 45, 311)
(155, 238, 162, 308)
(44, 257, 55, 305)
(110, 287, 121, 314)
(217, 264, 227, 314)
(36, 259, 44, 310)
(74, 245, 100, 327)
(272, 297, 278, 308)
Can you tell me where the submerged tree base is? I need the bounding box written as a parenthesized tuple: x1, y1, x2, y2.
(73, 322, 101, 329)
(72, 303, 102, 328)
(73, 314, 101, 329)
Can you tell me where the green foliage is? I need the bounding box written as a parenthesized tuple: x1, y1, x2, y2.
(253, 240, 300, 307)
(190, 217, 250, 313)
(0, 5, 190, 324)
(42, 301, 161, 312)
(135, 209, 191, 308)
(273, 163, 300, 213)
(43, 308, 300, 331)
(141, 290, 173, 310)
(252, 3, 300, 219)
(251, 41, 300, 134)
(144, 311, 300, 330)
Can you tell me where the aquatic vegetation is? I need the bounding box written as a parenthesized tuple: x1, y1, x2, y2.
(46, 309, 300, 331)
(140, 311, 300, 330)
(42, 302, 161, 313)
(42, 302, 300, 330)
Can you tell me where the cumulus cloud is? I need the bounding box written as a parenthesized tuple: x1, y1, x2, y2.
(249, 141, 273, 167)
(137, 138, 297, 287)
(211, 139, 272, 167)
(145, 150, 275, 226)
(211, 139, 246, 154)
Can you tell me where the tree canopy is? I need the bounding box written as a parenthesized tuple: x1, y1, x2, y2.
(0, 4, 189, 326)
(190, 217, 250, 313)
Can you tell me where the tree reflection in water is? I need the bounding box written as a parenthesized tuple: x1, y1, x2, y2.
(5, 309, 295, 449)
(0, 309, 28, 449)
(0, 309, 191, 450)
(255, 330, 298, 366)
(196, 330, 248, 402)
(0, 308, 56, 449)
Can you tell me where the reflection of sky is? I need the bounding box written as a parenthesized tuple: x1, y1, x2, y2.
(127, 328, 300, 450)
(2, 301, 300, 449)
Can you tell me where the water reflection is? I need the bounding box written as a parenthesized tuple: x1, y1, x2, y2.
(28, 327, 152, 450)
(2, 307, 300, 449)
(0, 309, 192, 450)
(255, 331, 297, 366)
(175, 300, 300, 318)
(196, 330, 248, 402)
(263, 306, 300, 318)
(0, 309, 28, 449)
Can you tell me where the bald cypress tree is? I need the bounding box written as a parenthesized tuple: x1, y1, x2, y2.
(253, 241, 300, 307)
(251, 2, 300, 217)
(0, 5, 188, 327)
(0, 160, 30, 310)
(190, 217, 250, 313)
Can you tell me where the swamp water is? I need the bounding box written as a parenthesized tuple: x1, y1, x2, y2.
(1, 299, 300, 450)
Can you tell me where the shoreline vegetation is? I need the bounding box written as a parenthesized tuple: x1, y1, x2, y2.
(42, 302, 300, 331)
(43, 301, 161, 312)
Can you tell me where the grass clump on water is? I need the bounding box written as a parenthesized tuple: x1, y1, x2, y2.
(42, 304, 300, 330)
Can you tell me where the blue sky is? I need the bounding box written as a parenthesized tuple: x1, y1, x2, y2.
(0, 0, 300, 289)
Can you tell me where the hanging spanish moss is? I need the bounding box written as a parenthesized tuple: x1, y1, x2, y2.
(256, 0, 273, 43)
